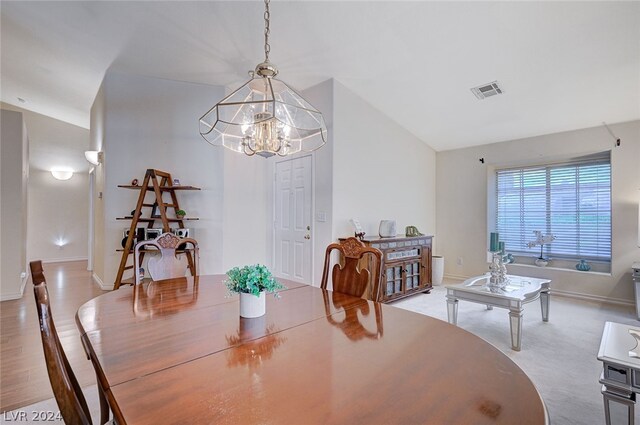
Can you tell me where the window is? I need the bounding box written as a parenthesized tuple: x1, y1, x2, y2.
(495, 153, 611, 262)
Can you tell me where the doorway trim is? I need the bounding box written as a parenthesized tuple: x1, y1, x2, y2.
(272, 154, 315, 283)
(87, 167, 95, 271)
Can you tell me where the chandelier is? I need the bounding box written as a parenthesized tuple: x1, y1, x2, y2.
(199, 0, 327, 158)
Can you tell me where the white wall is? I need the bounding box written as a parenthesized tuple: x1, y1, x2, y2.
(265, 79, 437, 286)
(332, 81, 437, 241)
(221, 152, 269, 271)
(90, 81, 106, 286)
(437, 120, 640, 302)
(2, 102, 91, 266)
(27, 170, 88, 262)
(1, 109, 29, 300)
(301, 79, 334, 286)
(92, 73, 250, 288)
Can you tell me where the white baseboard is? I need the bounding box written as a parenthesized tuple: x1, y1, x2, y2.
(0, 291, 23, 301)
(552, 288, 634, 307)
(443, 273, 634, 307)
(443, 273, 467, 282)
(19, 270, 29, 294)
(42, 257, 88, 264)
(1, 271, 30, 301)
(92, 273, 113, 291)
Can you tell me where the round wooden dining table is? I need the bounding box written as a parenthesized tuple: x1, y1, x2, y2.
(76, 275, 548, 424)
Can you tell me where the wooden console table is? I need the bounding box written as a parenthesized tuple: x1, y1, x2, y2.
(357, 235, 433, 303)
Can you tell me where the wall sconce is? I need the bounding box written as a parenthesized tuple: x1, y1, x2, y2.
(51, 169, 74, 181)
(84, 150, 103, 165)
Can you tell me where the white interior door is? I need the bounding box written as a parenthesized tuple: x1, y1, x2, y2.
(274, 156, 312, 283)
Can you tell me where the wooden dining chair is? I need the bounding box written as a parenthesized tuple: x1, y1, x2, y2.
(320, 237, 383, 301)
(30, 260, 111, 425)
(134, 232, 199, 284)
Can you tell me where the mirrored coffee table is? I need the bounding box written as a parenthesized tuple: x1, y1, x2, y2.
(446, 275, 551, 351)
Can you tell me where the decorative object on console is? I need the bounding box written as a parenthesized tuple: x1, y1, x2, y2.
(575, 259, 591, 272)
(176, 209, 186, 219)
(173, 178, 180, 186)
(527, 230, 556, 267)
(405, 226, 424, 237)
(379, 220, 397, 238)
(349, 218, 365, 240)
(226, 264, 285, 318)
(199, 0, 326, 158)
(131, 178, 139, 186)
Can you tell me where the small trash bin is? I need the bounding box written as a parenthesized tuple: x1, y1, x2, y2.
(432, 256, 444, 286)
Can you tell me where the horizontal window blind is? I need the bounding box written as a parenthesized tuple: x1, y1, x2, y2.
(496, 155, 611, 261)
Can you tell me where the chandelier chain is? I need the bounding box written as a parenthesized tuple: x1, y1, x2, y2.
(264, 0, 271, 62)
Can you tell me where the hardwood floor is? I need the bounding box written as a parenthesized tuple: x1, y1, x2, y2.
(0, 261, 106, 412)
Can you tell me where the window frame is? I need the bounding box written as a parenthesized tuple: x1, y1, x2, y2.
(493, 153, 612, 264)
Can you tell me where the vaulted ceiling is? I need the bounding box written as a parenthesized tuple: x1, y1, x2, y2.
(1, 1, 638, 152)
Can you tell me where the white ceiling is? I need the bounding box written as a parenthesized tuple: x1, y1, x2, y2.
(1, 1, 639, 152)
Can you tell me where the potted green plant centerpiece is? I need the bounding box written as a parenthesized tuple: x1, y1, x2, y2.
(226, 264, 285, 318)
(176, 209, 186, 219)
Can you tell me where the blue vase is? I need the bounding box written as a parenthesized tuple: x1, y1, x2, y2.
(576, 260, 591, 272)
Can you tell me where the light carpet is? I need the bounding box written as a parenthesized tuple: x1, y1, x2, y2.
(394, 284, 639, 425)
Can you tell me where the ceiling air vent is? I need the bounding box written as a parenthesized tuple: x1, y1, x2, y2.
(471, 81, 504, 100)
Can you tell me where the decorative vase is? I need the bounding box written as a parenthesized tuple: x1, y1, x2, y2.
(379, 220, 397, 238)
(534, 258, 549, 267)
(239, 291, 266, 318)
(576, 259, 591, 272)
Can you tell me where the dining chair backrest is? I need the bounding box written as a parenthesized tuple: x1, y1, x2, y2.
(30, 260, 93, 425)
(320, 237, 382, 301)
(134, 232, 199, 284)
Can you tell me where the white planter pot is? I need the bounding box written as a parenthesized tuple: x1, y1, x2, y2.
(534, 258, 549, 267)
(239, 291, 266, 318)
(432, 256, 444, 286)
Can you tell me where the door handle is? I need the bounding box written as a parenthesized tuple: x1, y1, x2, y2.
(304, 235, 310, 240)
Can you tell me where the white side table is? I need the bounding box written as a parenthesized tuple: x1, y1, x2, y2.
(598, 322, 640, 425)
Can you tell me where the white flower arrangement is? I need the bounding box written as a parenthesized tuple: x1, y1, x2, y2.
(526, 230, 556, 259)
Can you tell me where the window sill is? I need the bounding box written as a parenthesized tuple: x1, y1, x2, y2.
(507, 262, 612, 277)
(507, 256, 611, 277)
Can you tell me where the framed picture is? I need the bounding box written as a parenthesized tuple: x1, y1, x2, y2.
(151, 202, 161, 218)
